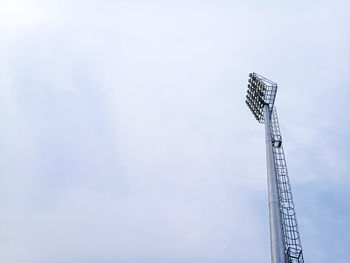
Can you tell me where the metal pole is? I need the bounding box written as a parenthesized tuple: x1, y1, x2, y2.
(264, 105, 286, 263)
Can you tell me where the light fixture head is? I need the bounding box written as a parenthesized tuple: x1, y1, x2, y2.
(245, 72, 278, 123)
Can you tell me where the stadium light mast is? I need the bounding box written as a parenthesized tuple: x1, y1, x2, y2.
(245, 73, 304, 263)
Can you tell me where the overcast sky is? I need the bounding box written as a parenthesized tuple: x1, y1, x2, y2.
(0, 1, 350, 263)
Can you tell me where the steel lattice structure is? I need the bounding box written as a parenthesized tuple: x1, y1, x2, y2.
(245, 73, 304, 263)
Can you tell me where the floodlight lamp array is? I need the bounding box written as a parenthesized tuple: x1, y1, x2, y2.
(245, 72, 278, 123)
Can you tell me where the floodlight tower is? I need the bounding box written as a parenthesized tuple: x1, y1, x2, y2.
(245, 73, 304, 263)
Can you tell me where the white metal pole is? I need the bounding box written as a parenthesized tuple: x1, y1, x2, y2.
(264, 105, 286, 263)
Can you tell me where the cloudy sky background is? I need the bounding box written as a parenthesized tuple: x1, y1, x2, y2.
(0, 0, 349, 262)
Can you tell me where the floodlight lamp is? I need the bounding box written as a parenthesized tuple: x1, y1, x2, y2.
(258, 96, 264, 104)
(247, 90, 253, 98)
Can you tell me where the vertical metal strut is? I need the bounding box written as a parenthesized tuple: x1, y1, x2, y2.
(264, 105, 286, 263)
(269, 108, 304, 263)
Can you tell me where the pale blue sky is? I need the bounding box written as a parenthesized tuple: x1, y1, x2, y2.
(0, 1, 349, 263)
